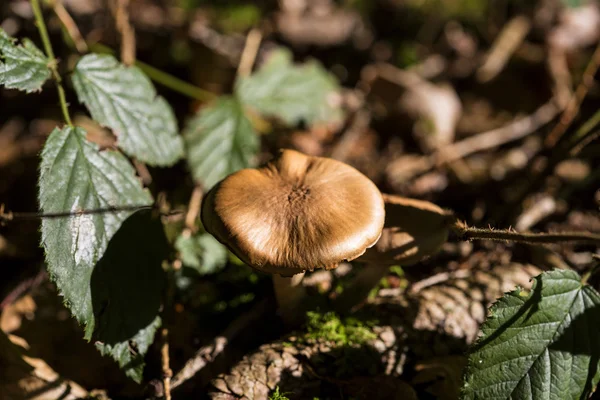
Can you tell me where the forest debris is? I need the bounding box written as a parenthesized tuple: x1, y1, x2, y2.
(372, 63, 462, 152)
(0, 295, 36, 333)
(0, 331, 89, 400)
(275, 0, 365, 47)
(548, 3, 600, 52)
(210, 259, 542, 399)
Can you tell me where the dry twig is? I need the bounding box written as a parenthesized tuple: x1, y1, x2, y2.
(113, 0, 136, 66)
(161, 328, 173, 400)
(236, 28, 263, 78)
(48, 0, 88, 53)
(545, 41, 600, 147)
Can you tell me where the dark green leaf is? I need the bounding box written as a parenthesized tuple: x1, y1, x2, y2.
(39, 127, 154, 381)
(184, 96, 259, 189)
(175, 232, 228, 275)
(235, 49, 343, 126)
(0, 28, 51, 92)
(462, 269, 600, 400)
(91, 210, 168, 382)
(72, 54, 184, 166)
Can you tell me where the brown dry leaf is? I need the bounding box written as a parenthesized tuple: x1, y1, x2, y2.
(412, 355, 467, 400)
(357, 194, 451, 266)
(409, 263, 542, 345)
(0, 331, 88, 400)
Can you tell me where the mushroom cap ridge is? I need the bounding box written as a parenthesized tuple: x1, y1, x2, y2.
(201, 149, 385, 276)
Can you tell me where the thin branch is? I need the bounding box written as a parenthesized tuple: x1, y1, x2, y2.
(30, 0, 73, 126)
(48, 0, 88, 53)
(0, 204, 183, 223)
(236, 28, 262, 78)
(114, 0, 136, 66)
(161, 328, 173, 400)
(545, 41, 600, 147)
(184, 186, 203, 232)
(450, 220, 600, 246)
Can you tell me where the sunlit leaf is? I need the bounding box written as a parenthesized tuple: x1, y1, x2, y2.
(236, 49, 343, 126)
(72, 54, 184, 166)
(0, 28, 51, 92)
(462, 269, 600, 400)
(184, 96, 259, 189)
(38, 126, 155, 381)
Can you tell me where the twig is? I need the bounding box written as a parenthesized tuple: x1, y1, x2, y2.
(0, 269, 47, 311)
(114, 0, 136, 66)
(236, 28, 262, 78)
(0, 204, 183, 223)
(171, 299, 271, 390)
(132, 159, 152, 186)
(161, 328, 172, 400)
(477, 15, 531, 83)
(545, 41, 600, 147)
(450, 220, 600, 246)
(30, 0, 72, 126)
(184, 186, 203, 232)
(48, 0, 88, 53)
(386, 100, 559, 181)
(434, 100, 559, 165)
(89, 43, 216, 101)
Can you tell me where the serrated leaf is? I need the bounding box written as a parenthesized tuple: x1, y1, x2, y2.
(0, 29, 51, 92)
(72, 54, 184, 166)
(91, 210, 168, 382)
(184, 96, 259, 189)
(235, 49, 343, 126)
(175, 232, 228, 275)
(39, 127, 154, 379)
(462, 269, 600, 400)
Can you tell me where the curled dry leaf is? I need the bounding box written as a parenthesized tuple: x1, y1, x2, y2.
(0, 331, 88, 400)
(202, 149, 385, 276)
(548, 3, 600, 51)
(357, 194, 451, 266)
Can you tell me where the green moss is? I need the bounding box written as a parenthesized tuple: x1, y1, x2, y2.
(303, 311, 377, 345)
(269, 387, 290, 400)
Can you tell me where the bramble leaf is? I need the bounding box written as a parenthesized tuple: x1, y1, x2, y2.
(175, 232, 228, 275)
(462, 269, 600, 400)
(0, 28, 51, 92)
(72, 54, 184, 166)
(184, 96, 259, 189)
(235, 49, 343, 126)
(38, 127, 158, 381)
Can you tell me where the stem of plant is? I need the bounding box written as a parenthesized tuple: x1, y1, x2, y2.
(30, 0, 73, 126)
(451, 219, 600, 246)
(88, 43, 216, 102)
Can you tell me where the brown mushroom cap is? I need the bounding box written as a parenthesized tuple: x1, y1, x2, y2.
(201, 149, 385, 276)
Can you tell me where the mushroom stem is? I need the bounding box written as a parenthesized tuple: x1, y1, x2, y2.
(272, 273, 307, 326)
(334, 263, 389, 313)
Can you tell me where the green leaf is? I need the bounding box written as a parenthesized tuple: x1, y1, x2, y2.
(91, 210, 168, 382)
(175, 232, 228, 275)
(0, 28, 51, 92)
(560, 0, 584, 8)
(462, 269, 600, 400)
(184, 96, 259, 189)
(72, 54, 184, 166)
(235, 49, 343, 126)
(39, 127, 155, 381)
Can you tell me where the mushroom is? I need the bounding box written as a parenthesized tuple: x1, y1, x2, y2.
(336, 194, 452, 311)
(201, 149, 385, 323)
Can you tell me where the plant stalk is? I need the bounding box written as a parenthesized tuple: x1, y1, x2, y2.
(30, 0, 73, 126)
(451, 220, 600, 246)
